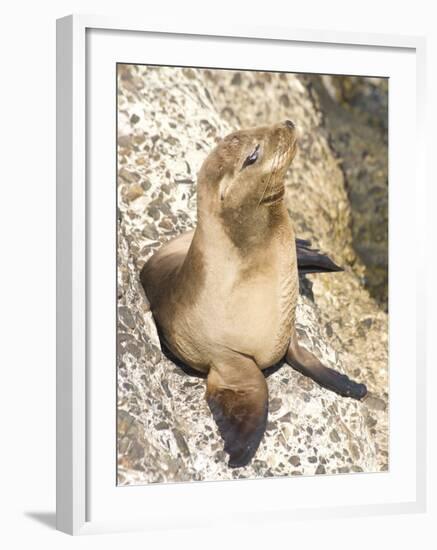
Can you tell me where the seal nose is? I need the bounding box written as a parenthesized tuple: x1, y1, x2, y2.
(284, 119, 295, 130)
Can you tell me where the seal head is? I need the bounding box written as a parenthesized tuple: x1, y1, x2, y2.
(197, 121, 298, 251)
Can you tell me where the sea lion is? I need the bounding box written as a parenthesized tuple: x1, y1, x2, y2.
(140, 121, 367, 468)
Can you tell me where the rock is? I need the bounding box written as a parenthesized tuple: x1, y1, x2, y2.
(125, 183, 143, 202)
(119, 167, 140, 183)
(117, 65, 388, 485)
(118, 306, 136, 330)
(289, 455, 301, 467)
(364, 394, 387, 411)
(155, 421, 170, 430)
(142, 223, 159, 241)
(306, 76, 388, 310)
(269, 397, 283, 413)
(130, 113, 140, 124)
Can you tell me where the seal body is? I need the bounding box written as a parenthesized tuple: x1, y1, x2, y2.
(141, 121, 367, 468)
(145, 210, 297, 373)
(142, 122, 298, 372)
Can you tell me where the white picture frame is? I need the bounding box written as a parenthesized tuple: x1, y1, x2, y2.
(56, 14, 427, 535)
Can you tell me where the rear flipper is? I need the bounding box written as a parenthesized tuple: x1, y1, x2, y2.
(285, 331, 367, 400)
(296, 238, 343, 274)
(206, 354, 268, 468)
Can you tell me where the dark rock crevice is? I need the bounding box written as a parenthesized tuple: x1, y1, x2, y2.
(303, 75, 388, 311)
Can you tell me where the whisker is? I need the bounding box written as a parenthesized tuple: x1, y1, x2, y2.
(267, 148, 280, 200)
(268, 151, 280, 201)
(257, 148, 279, 209)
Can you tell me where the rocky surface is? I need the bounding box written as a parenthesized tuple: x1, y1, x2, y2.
(116, 65, 388, 485)
(306, 75, 389, 309)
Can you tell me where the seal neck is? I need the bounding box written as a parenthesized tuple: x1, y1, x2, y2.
(196, 198, 289, 255)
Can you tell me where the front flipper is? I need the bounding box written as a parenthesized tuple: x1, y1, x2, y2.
(296, 238, 343, 274)
(206, 355, 268, 468)
(286, 331, 367, 400)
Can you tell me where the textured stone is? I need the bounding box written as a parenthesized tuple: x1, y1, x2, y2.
(306, 75, 388, 309)
(116, 64, 388, 485)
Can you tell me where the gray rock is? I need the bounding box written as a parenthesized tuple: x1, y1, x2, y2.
(118, 306, 136, 330)
(289, 455, 301, 467)
(364, 394, 387, 411)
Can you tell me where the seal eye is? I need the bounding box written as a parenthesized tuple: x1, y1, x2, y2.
(242, 145, 260, 169)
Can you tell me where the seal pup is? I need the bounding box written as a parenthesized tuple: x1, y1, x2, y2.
(140, 121, 367, 468)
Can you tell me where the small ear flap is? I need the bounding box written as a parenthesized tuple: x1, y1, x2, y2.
(206, 356, 268, 468)
(218, 174, 232, 201)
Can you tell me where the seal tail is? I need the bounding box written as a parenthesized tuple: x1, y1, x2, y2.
(296, 238, 343, 274)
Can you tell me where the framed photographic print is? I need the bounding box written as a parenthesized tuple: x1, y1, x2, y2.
(56, 15, 427, 535)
